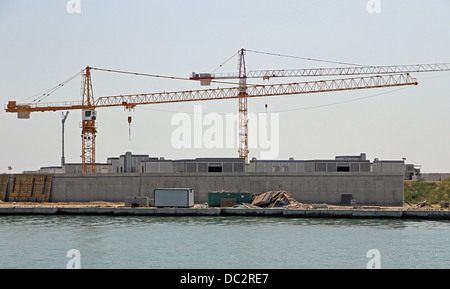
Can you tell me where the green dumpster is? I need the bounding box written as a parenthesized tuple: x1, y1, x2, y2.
(208, 192, 254, 207)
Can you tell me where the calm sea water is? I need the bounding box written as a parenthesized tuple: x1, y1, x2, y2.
(0, 215, 448, 269)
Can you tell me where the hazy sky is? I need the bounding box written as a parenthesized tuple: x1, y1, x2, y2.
(1, 0, 450, 173)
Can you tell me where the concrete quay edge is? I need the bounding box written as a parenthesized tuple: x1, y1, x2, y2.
(0, 207, 449, 219)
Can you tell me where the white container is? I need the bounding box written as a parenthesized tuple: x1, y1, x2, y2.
(154, 188, 194, 208)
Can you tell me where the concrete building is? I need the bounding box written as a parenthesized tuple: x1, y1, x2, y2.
(305, 153, 371, 173)
(372, 158, 421, 180)
(141, 157, 173, 173)
(15, 151, 427, 206)
(29, 163, 112, 174)
(247, 157, 305, 173)
(6, 152, 407, 206)
(64, 163, 112, 174)
(42, 171, 403, 206)
(1, 169, 404, 206)
(420, 173, 450, 182)
(247, 153, 371, 173)
(28, 151, 416, 180)
(372, 158, 405, 174)
(167, 158, 246, 173)
(108, 152, 151, 173)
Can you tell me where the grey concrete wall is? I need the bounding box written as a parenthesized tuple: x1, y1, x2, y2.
(420, 173, 450, 182)
(48, 172, 404, 206)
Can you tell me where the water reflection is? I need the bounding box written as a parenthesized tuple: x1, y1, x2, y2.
(1, 215, 449, 231)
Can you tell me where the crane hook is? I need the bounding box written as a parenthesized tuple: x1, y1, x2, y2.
(128, 116, 132, 141)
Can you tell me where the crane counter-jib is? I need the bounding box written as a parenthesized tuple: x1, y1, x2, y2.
(5, 100, 84, 113)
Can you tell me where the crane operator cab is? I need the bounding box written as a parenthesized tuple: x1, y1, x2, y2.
(82, 110, 97, 121)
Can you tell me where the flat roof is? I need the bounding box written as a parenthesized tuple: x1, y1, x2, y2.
(373, 160, 405, 163)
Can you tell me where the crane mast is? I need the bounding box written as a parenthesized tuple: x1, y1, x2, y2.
(61, 111, 70, 167)
(80, 67, 97, 174)
(238, 48, 249, 160)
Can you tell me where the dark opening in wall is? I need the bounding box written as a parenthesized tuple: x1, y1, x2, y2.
(340, 194, 353, 205)
(337, 166, 350, 172)
(208, 166, 222, 172)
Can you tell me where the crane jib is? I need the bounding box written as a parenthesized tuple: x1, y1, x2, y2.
(5, 74, 418, 114)
(191, 63, 450, 81)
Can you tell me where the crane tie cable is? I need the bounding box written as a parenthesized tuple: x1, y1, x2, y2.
(245, 49, 367, 67)
(89, 67, 246, 86)
(21, 70, 83, 103)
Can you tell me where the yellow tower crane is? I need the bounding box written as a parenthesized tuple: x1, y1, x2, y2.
(5, 49, 450, 173)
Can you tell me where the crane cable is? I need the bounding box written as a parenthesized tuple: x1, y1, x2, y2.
(19, 70, 83, 103)
(20, 49, 370, 104)
(89, 67, 249, 86)
(20, 64, 257, 105)
(245, 49, 367, 67)
(211, 51, 239, 73)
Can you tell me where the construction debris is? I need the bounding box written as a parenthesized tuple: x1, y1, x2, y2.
(249, 191, 312, 209)
(311, 203, 329, 209)
(125, 196, 152, 207)
(235, 203, 261, 209)
(193, 203, 209, 208)
(284, 201, 313, 210)
(417, 200, 428, 208)
(251, 191, 287, 207)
